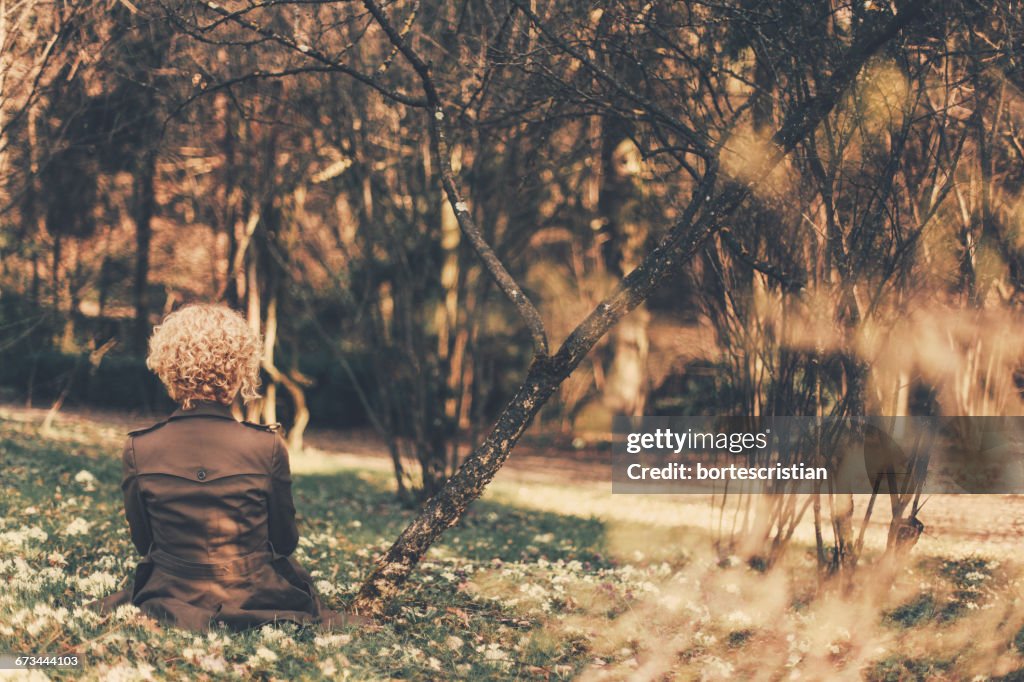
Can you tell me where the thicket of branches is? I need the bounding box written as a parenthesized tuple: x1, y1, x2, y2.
(2, 0, 1023, 613)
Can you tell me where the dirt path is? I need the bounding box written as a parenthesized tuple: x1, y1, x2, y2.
(0, 399, 614, 481)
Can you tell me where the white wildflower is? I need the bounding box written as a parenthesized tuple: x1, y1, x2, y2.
(74, 470, 97, 487)
(314, 633, 351, 648)
(196, 653, 228, 672)
(72, 606, 102, 626)
(251, 646, 279, 663)
(26, 617, 49, 636)
(0, 525, 48, 547)
(32, 603, 69, 624)
(480, 643, 510, 669)
(113, 604, 140, 621)
(206, 631, 231, 648)
(63, 517, 92, 536)
(77, 571, 118, 597)
(694, 631, 718, 648)
(260, 625, 286, 643)
(320, 658, 338, 676)
(315, 580, 338, 597)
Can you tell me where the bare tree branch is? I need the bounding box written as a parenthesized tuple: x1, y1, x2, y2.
(195, 0, 428, 107)
(361, 0, 550, 357)
(719, 227, 807, 293)
(508, 0, 712, 159)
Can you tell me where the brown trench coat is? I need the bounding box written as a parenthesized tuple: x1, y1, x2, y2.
(92, 400, 344, 632)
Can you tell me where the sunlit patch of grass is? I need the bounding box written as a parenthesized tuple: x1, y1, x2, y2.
(0, 419, 604, 680)
(939, 555, 997, 609)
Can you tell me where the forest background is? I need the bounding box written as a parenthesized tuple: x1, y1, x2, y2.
(3, 2, 1024, 670)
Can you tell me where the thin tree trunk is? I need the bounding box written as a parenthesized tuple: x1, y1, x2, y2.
(133, 149, 157, 352)
(262, 294, 311, 451)
(51, 231, 60, 310)
(598, 116, 649, 419)
(245, 254, 262, 423)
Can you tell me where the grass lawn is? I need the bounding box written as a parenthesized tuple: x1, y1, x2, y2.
(3, 414, 1024, 680)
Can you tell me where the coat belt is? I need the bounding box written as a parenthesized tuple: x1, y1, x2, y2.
(149, 548, 272, 579)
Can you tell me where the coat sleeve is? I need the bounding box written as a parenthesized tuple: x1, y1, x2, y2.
(121, 437, 153, 556)
(268, 434, 300, 556)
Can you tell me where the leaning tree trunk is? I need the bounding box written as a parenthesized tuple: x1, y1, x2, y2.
(350, 0, 928, 616)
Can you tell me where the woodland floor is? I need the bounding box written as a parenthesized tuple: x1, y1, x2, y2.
(2, 400, 1024, 680)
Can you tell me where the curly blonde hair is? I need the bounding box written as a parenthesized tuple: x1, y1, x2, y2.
(146, 304, 263, 408)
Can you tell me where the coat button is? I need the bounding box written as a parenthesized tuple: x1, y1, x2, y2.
(197, 469, 207, 481)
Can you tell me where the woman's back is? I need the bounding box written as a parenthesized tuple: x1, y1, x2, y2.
(124, 400, 297, 561)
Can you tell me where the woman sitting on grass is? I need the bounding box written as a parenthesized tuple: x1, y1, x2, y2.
(94, 303, 362, 632)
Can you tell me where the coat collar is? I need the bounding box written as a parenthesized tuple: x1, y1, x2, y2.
(168, 400, 238, 422)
